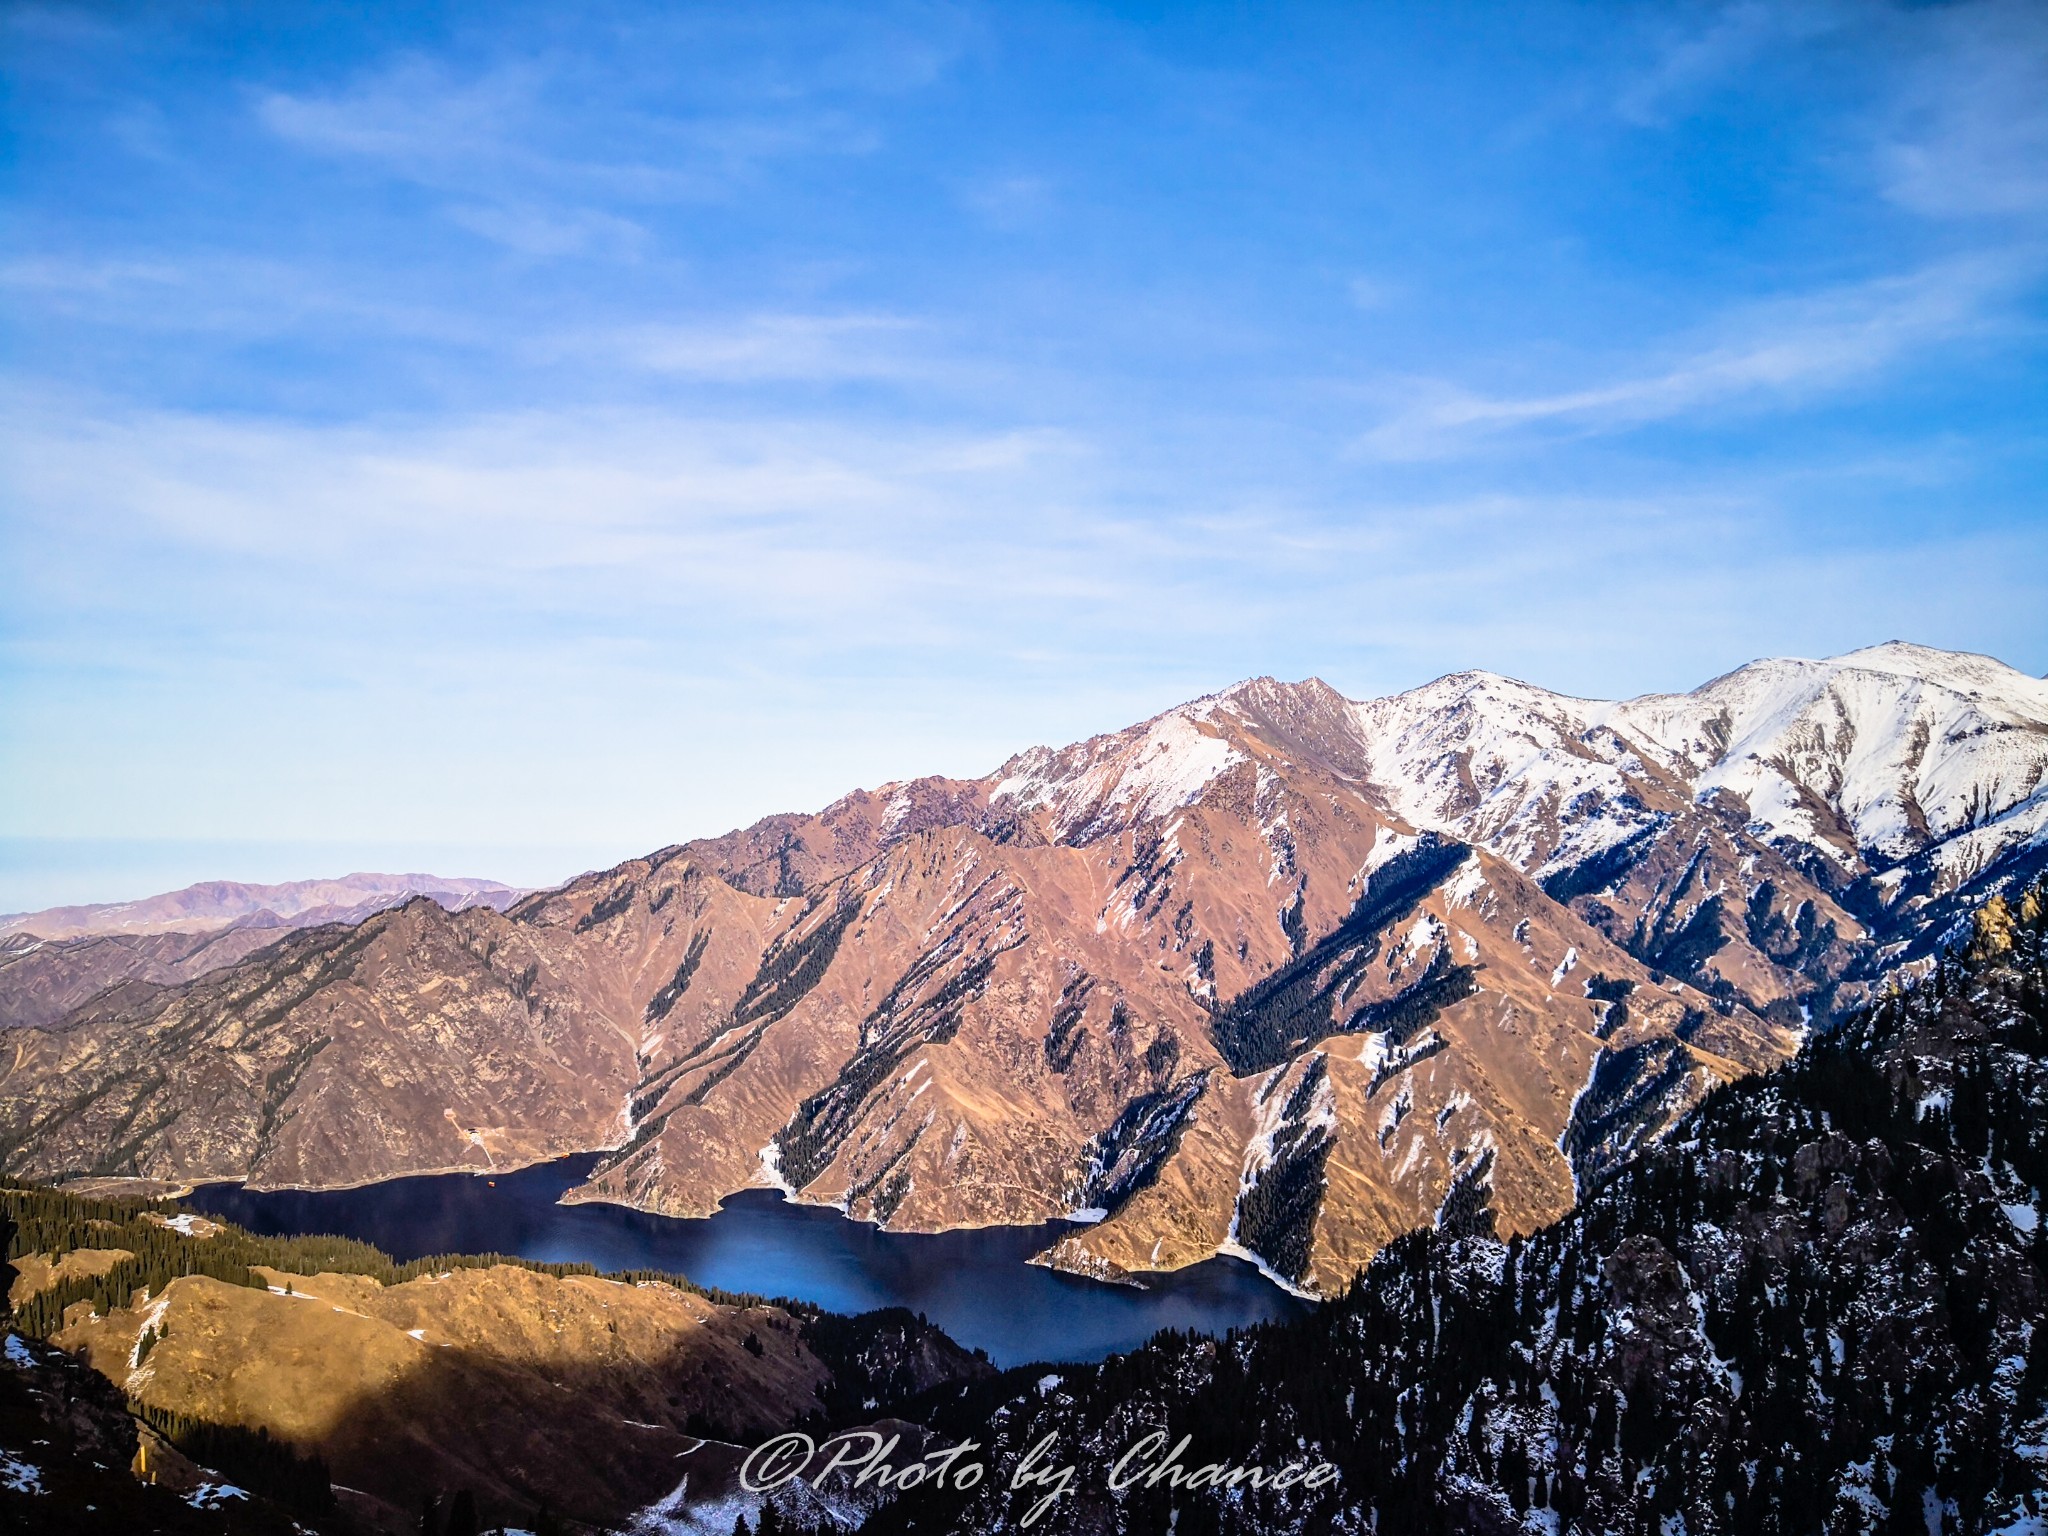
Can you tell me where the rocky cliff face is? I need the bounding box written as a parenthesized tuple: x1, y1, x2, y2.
(4, 644, 2044, 1296)
(849, 877, 2048, 1536)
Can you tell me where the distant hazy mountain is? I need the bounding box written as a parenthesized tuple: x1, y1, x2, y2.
(0, 873, 527, 940)
(0, 874, 529, 1034)
(2, 645, 2043, 1297)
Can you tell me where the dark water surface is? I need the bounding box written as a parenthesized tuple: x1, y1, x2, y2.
(187, 1155, 1307, 1367)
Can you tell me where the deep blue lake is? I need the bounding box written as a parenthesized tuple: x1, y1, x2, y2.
(186, 1154, 1308, 1367)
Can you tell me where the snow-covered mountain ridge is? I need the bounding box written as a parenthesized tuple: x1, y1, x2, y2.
(5, 642, 2043, 1298)
(993, 642, 2048, 953)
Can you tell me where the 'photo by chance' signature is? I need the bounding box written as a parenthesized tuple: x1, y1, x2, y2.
(739, 1426, 1340, 1526)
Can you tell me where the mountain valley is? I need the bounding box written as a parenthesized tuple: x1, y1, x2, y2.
(2, 644, 2044, 1298)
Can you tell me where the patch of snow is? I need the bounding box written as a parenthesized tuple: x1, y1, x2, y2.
(1403, 911, 1441, 956)
(0, 1450, 43, 1494)
(757, 1139, 796, 1197)
(1558, 1050, 1605, 1158)
(880, 785, 914, 835)
(1989, 1513, 2048, 1535)
(1393, 1131, 1427, 1181)
(1331, 645, 2048, 903)
(1214, 1239, 1321, 1302)
(1359, 826, 1421, 881)
(3, 1335, 35, 1369)
(1550, 947, 1578, 988)
(1442, 855, 1487, 908)
(127, 1292, 173, 1373)
(992, 705, 1244, 840)
(1238, 1055, 1338, 1180)
(186, 1482, 251, 1509)
(1066, 1207, 1108, 1224)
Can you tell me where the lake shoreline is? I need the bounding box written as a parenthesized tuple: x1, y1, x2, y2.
(186, 1153, 1308, 1367)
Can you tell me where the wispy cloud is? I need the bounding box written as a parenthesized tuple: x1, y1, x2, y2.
(255, 59, 534, 166)
(959, 173, 1054, 232)
(0, 256, 183, 294)
(444, 202, 650, 260)
(1613, 0, 2048, 220)
(3, 393, 1100, 611)
(1356, 0, 2048, 461)
(1356, 256, 2037, 459)
(1614, 1, 1829, 127)
(561, 312, 940, 383)
(258, 63, 869, 198)
(252, 61, 709, 254)
(1345, 276, 1396, 313)
(251, 34, 948, 258)
(1877, 0, 2048, 219)
(0, 248, 494, 349)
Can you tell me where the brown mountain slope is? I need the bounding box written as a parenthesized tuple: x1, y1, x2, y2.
(0, 898, 639, 1190)
(513, 690, 1791, 1294)
(6, 650, 2042, 1295)
(0, 928, 287, 1032)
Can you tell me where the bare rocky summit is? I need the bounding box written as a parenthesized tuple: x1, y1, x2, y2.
(3, 644, 2044, 1296)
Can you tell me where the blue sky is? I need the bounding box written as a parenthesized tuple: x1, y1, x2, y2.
(3, 0, 2046, 906)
